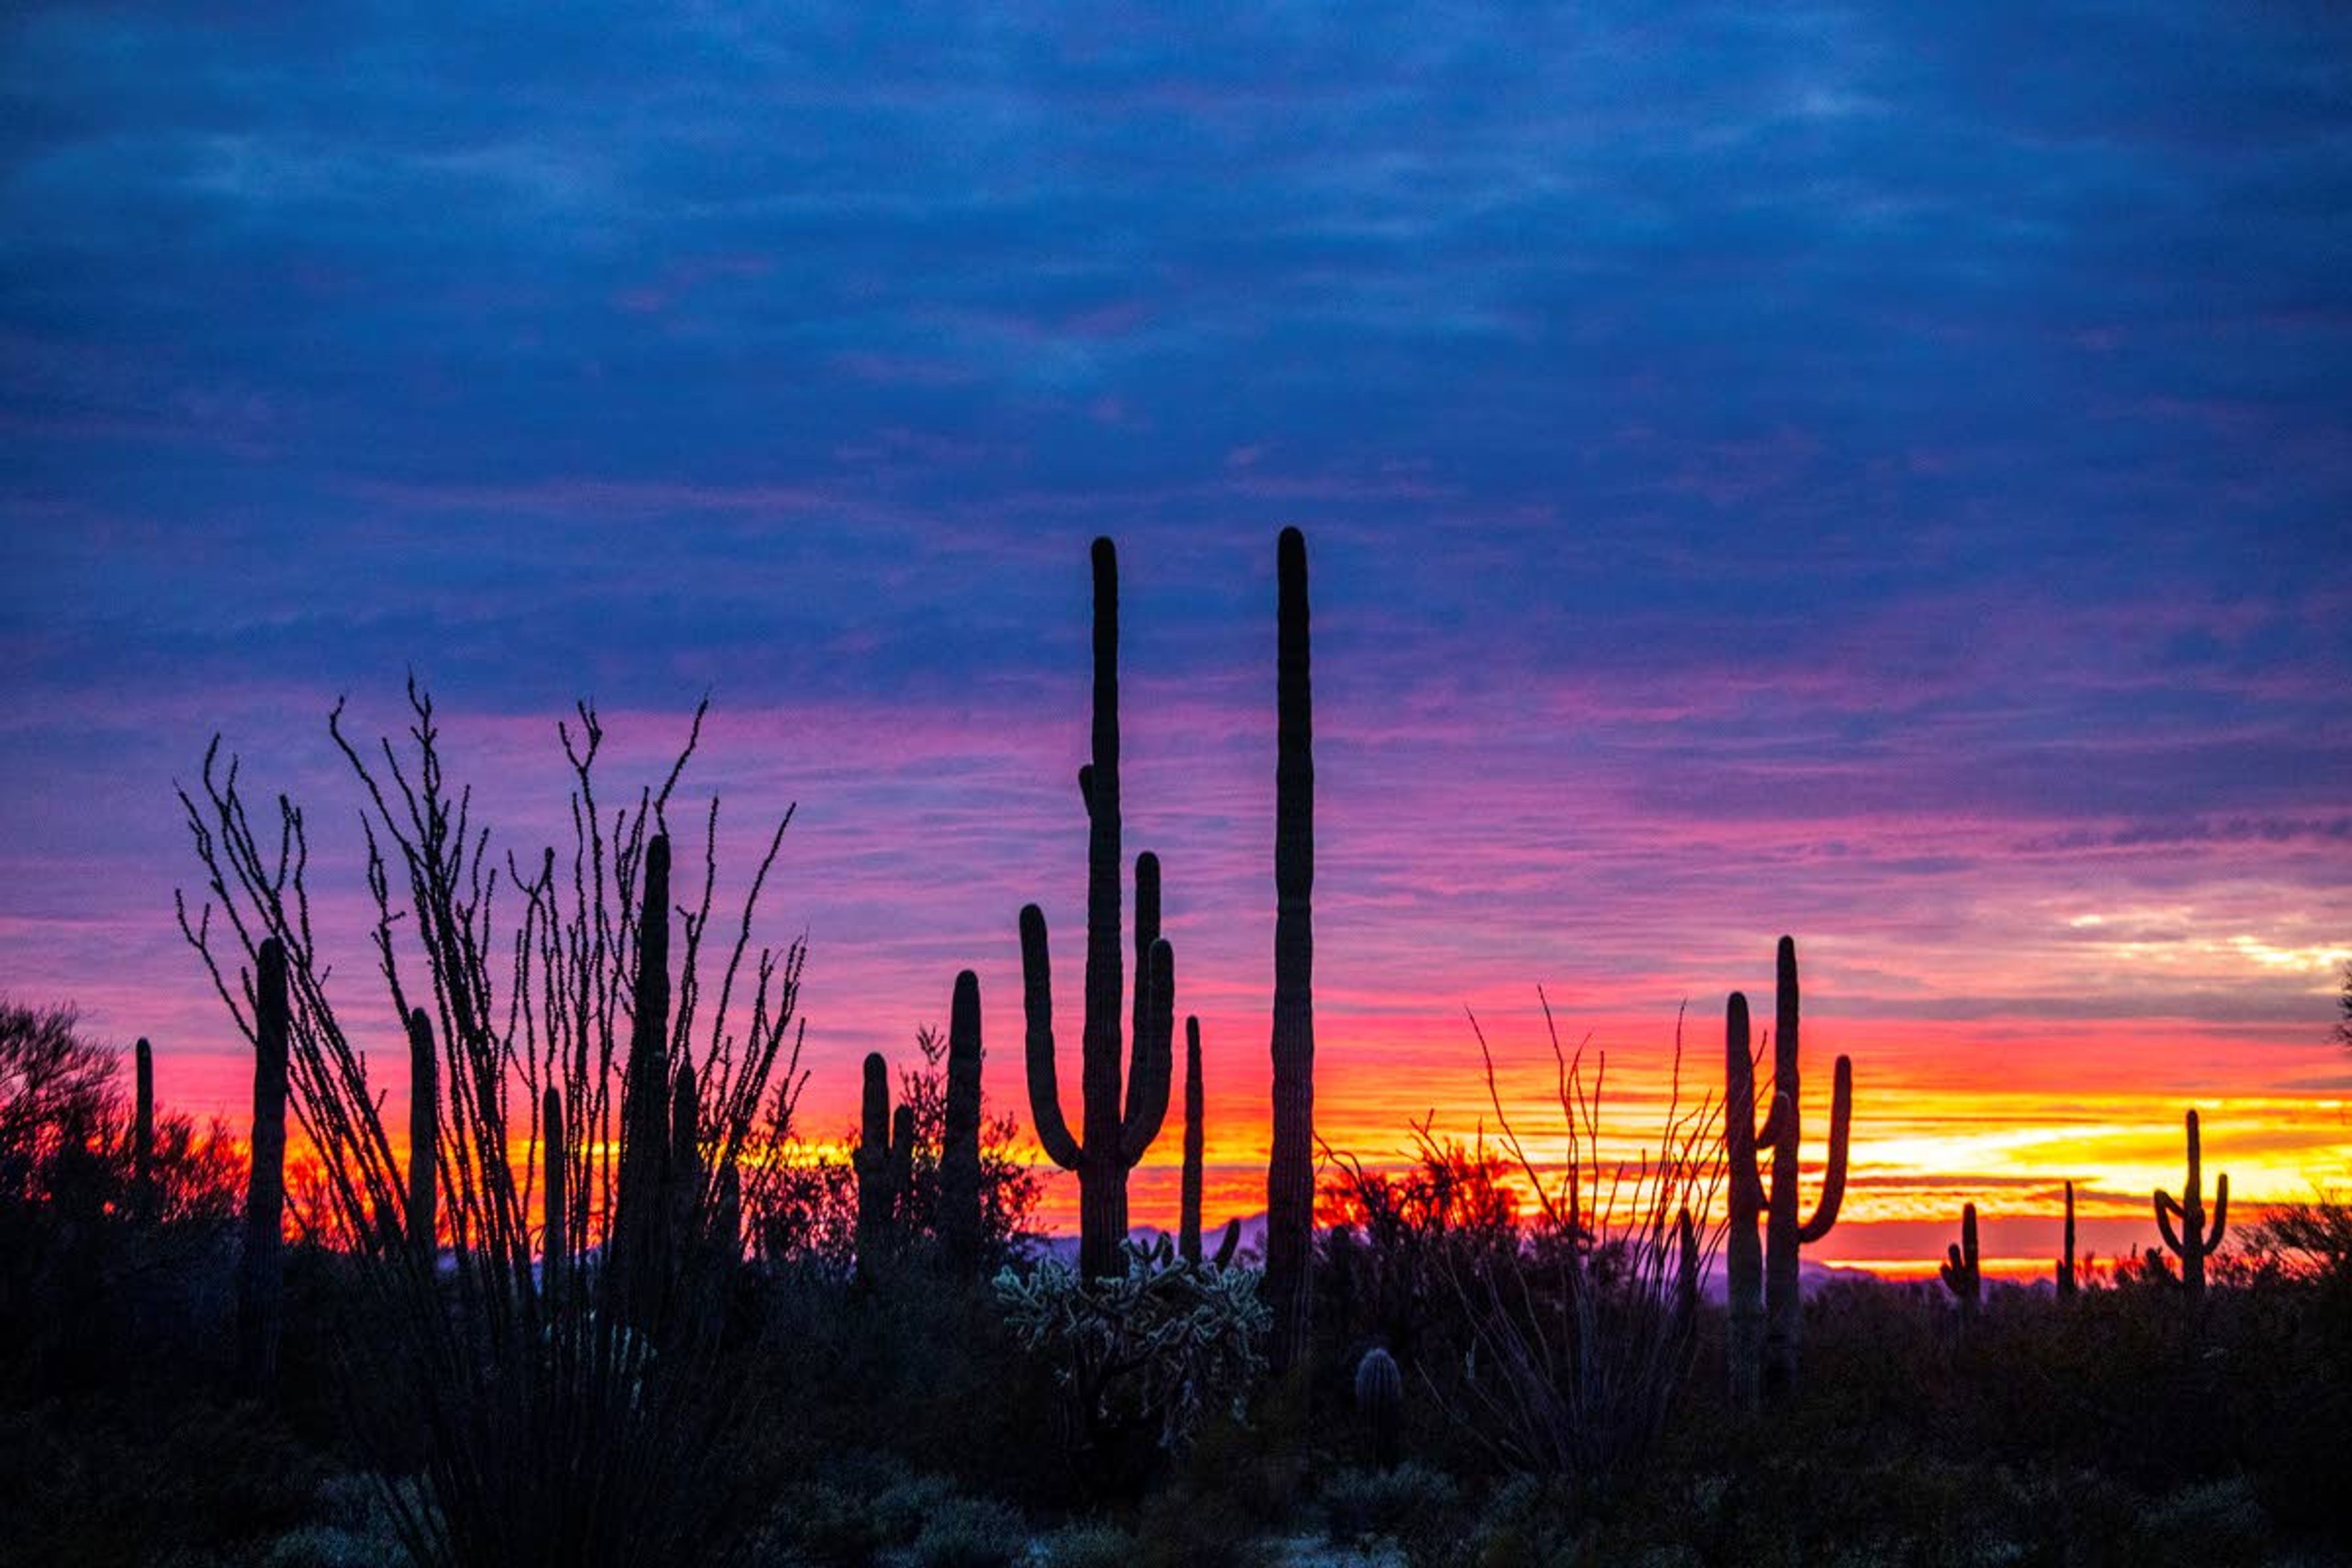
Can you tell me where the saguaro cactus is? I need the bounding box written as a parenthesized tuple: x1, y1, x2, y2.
(1267, 524, 1317, 1374)
(542, 1087, 567, 1303)
(938, 970, 985, 1275)
(237, 937, 289, 1396)
(1724, 992, 1766, 1411)
(1675, 1205, 1700, 1334)
(610, 833, 674, 1324)
(2155, 1109, 2228, 1308)
(1759, 936, 1852, 1400)
(853, 1052, 909, 1265)
(1940, 1202, 1981, 1324)
(1179, 1016, 1206, 1265)
(671, 1057, 701, 1249)
(132, 1037, 154, 1223)
(406, 1008, 437, 1264)
(1022, 537, 1177, 1281)
(2057, 1181, 2078, 1298)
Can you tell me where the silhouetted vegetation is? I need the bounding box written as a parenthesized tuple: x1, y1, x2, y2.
(4, 533, 2347, 1565)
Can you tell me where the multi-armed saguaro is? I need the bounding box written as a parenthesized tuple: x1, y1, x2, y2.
(2155, 1108, 2228, 1308)
(1940, 1202, 1982, 1324)
(1022, 537, 1177, 1282)
(1266, 525, 1317, 1374)
(1724, 936, 1853, 1406)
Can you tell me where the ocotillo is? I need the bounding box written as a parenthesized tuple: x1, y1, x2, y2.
(1022, 538, 1176, 1280)
(1940, 1202, 1981, 1324)
(2155, 1109, 2228, 1309)
(1267, 525, 1317, 1374)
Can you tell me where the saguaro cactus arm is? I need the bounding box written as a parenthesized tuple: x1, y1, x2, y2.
(1121, 936, 1175, 1166)
(1795, 1054, 1854, 1245)
(1019, 905, 1085, 1172)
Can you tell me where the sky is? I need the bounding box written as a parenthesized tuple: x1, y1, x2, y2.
(4, 3, 2349, 1274)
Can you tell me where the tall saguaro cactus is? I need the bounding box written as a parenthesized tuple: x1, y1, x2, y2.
(2057, 1181, 2078, 1298)
(2155, 1109, 2228, 1308)
(610, 833, 673, 1327)
(1180, 1017, 1206, 1265)
(1725, 937, 1853, 1403)
(1022, 537, 1177, 1281)
(407, 1008, 437, 1264)
(132, 1037, 155, 1223)
(238, 937, 289, 1396)
(938, 970, 985, 1275)
(1724, 992, 1766, 1411)
(1940, 1202, 1981, 1324)
(1267, 526, 1317, 1374)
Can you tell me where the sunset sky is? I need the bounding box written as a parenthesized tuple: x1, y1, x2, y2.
(4, 5, 2348, 1274)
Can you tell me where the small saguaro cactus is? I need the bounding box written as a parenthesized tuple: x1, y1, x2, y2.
(1179, 1016, 1205, 1265)
(1940, 1202, 1981, 1324)
(1213, 1215, 1242, 1269)
(542, 1087, 567, 1306)
(1675, 1205, 1700, 1335)
(671, 1057, 701, 1248)
(1354, 1344, 1404, 1468)
(937, 970, 984, 1275)
(2155, 1109, 2228, 1308)
(237, 937, 290, 1396)
(853, 1052, 912, 1265)
(2057, 1181, 2078, 1298)
(1021, 537, 1177, 1282)
(132, 1037, 154, 1223)
(406, 1008, 437, 1265)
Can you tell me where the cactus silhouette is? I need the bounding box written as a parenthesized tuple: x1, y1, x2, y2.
(1940, 1202, 1981, 1324)
(1214, 1215, 1242, 1269)
(671, 1057, 700, 1251)
(1355, 1344, 1404, 1467)
(2057, 1180, 2078, 1298)
(1675, 1205, 1700, 1336)
(2155, 1109, 2228, 1308)
(1724, 992, 1766, 1411)
(609, 833, 673, 1328)
(132, 1036, 154, 1223)
(1179, 1016, 1205, 1265)
(1758, 937, 1853, 1400)
(1267, 525, 1317, 1374)
(237, 937, 289, 1396)
(938, 970, 984, 1275)
(542, 1086, 567, 1308)
(1021, 537, 1177, 1281)
(853, 1051, 910, 1266)
(407, 1008, 437, 1264)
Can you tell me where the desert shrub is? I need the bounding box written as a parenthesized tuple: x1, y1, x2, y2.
(898, 1494, 1030, 1568)
(1035, 1521, 1134, 1568)
(1319, 1459, 1462, 1559)
(995, 1239, 1270, 1469)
